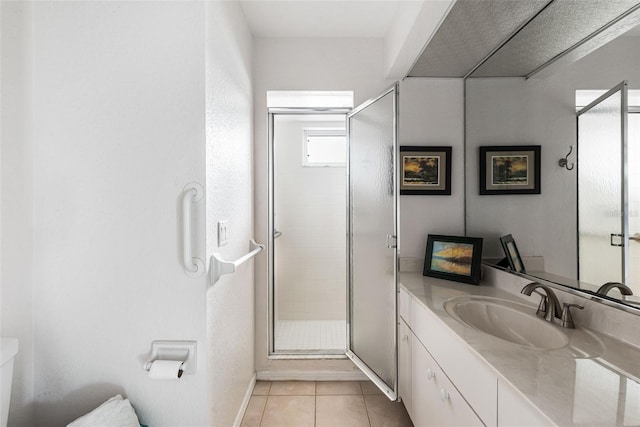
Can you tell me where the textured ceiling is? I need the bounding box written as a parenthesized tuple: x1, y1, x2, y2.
(408, 0, 640, 78)
(408, 0, 550, 77)
(473, 0, 640, 77)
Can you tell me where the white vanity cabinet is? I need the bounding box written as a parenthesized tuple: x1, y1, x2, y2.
(398, 319, 413, 418)
(399, 288, 488, 426)
(412, 334, 483, 426)
(403, 317, 484, 427)
(399, 287, 496, 425)
(398, 286, 557, 427)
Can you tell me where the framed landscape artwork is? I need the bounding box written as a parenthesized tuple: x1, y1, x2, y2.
(423, 234, 483, 285)
(499, 234, 526, 273)
(479, 145, 541, 195)
(400, 146, 452, 195)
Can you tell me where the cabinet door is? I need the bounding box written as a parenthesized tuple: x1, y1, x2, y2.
(411, 297, 497, 425)
(412, 338, 483, 427)
(398, 320, 413, 417)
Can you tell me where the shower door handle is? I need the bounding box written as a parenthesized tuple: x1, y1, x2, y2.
(611, 234, 624, 247)
(387, 234, 397, 249)
(182, 183, 205, 278)
(610, 233, 640, 246)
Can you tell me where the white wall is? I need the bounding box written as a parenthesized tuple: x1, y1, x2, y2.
(274, 119, 346, 321)
(1, 2, 35, 425)
(30, 3, 208, 426)
(204, 2, 255, 426)
(398, 78, 465, 262)
(466, 35, 640, 279)
(2, 3, 255, 426)
(254, 37, 390, 375)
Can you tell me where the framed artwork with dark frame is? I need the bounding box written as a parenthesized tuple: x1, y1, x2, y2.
(479, 145, 541, 195)
(400, 146, 452, 195)
(499, 234, 526, 273)
(423, 234, 483, 285)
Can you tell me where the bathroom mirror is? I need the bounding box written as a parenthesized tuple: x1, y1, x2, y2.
(464, 26, 640, 308)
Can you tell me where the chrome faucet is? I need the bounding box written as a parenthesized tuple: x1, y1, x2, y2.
(596, 281, 633, 296)
(521, 282, 583, 328)
(521, 282, 562, 323)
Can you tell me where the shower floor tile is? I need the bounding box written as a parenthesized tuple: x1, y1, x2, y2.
(274, 320, 346, 351)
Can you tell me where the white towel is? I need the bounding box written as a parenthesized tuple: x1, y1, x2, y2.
(67, 395, 141, 427)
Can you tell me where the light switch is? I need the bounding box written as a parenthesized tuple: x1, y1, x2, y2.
(218, 221, 228, 247)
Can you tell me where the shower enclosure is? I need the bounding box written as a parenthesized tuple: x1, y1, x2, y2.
(578, 81, 640, 291)
(269, 112, 349, 355)
(267, 86, 399, 399)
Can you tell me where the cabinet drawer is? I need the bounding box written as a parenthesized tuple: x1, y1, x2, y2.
(412, 337, 483, 427)
(411, 298, 498, 426)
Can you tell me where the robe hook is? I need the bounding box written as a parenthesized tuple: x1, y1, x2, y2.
(558, 145, 575, 171)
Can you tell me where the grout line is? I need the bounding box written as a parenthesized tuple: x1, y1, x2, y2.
(267, 394, 316, 396)
(257, 395, 267, 427)
(313, 381, 317, 427)
(362, 393, 373, 427)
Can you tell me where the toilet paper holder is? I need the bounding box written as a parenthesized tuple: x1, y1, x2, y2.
(143, 340, 197, 374)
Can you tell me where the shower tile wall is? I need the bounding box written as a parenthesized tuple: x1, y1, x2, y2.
(275, 320, 346, 350)
(275, 118, 346, 321)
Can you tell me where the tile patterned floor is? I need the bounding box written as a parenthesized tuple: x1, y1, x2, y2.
(241, 380, 414, 427)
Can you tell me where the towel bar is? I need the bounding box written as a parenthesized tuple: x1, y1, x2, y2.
(210, 239, 265, 284)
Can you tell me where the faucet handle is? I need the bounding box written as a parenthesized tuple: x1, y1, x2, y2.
(531, 290, 548, 318)
(561, 303, 584, 329)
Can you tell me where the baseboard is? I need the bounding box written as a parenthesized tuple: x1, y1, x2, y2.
(233, 373, 257, 427)
(256, 370, 368, 381)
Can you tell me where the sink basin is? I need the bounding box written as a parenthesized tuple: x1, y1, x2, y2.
(444, 296, 569, 350)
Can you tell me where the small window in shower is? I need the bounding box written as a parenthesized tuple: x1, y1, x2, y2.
(303, 128, 346, 167)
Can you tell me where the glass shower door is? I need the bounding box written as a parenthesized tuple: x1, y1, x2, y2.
(347, 84, 398, 400)
(629, 112, 640, 290)
(578, 81, 628, 287)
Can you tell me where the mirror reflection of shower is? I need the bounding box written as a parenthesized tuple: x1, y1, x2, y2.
(628, 109, 639, 292)
(268, 91, 353, 355)
(577, 89, 640, 295)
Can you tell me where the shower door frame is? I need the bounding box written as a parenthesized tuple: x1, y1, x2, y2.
(577, 81, 629, 285)
(267, 107, 351, 358)
(346, 83, 400, 400)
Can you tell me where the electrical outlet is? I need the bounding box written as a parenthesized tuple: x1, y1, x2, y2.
(218, 221, 228, 247)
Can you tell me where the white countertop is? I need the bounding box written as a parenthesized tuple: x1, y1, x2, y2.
(399, 272, 640, 427)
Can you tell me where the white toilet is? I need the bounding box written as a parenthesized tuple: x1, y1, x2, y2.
(1, 338, 19, 427)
